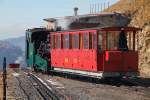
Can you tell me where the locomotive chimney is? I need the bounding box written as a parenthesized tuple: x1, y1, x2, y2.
(74, 7, 78, 16)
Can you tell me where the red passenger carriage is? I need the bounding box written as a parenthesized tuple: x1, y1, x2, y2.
(50, 27, 140, 78)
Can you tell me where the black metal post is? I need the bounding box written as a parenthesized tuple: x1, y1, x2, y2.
(3, 57, 7, 100)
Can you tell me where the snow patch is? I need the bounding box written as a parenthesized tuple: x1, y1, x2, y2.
(12, 72, 20, 77)
(30, 73, 52, 91)
(47, 79, 64, 89)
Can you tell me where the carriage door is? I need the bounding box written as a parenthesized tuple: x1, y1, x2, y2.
(104, 31, 123, 72)
(97, 31, 104, 71)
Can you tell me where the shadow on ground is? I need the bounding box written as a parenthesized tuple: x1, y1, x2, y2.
(49, 71, 150, 87)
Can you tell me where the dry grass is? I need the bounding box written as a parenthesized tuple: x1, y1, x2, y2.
(6, 68, 16, 100)
(0, 69, 16, 100)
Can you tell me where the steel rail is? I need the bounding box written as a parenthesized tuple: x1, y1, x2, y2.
(29, 73, 60, 100)
(15, 77, 30, 100)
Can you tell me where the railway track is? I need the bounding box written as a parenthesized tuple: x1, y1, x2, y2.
(15, 77, 30, 100)
(28, 73, 60, 100)
(13, 69, 62, 100)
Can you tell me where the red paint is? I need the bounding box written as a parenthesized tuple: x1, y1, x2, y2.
(103, 51, 138, 72)
(51, 49, 97, 71)
(105, 51, 109, 61)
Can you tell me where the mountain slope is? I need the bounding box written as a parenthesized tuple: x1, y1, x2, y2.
(105, 0, 150, 77)
(0, 41, 23, 69)
(4, 36, 25, 51)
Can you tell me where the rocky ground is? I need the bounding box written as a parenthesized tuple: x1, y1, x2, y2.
(37, 74, 150, 100)
(5, 68, 150, 100)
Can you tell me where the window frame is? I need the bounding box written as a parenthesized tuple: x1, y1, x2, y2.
(79, 33, 83, 49)
(83, 32, 89, 49)
(69, 33, 72, 49)
(56, 34, 61, 49)
(105, 31, 122, 51)
(93, 32, 97, 49)
(98, 31, 103, 51)
(51, 34, 55, 49)
(63, 33, 70, 49)
(61, 34, 63, 49)
(89, 32, 93, 49)
(73, 32, 79, 49)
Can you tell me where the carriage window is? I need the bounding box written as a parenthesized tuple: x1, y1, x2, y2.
(69, 34, 72, 49)
(73, 34, 79, 49)
(79, 33, 83, 49)
(83, 33, 89, 49)
(56, 34, 61, 49)
(64, 34, 69, 49)
(55, 35, 58, 48)
(98, 33, 103, 51)
(89, 33, 92, 49)
(93, 32, 97, 49)
(119, 31, 128, 51)
(61, 34, 63, 48)
(107, 32, 119, 50)
(51, 35, 55, 49)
